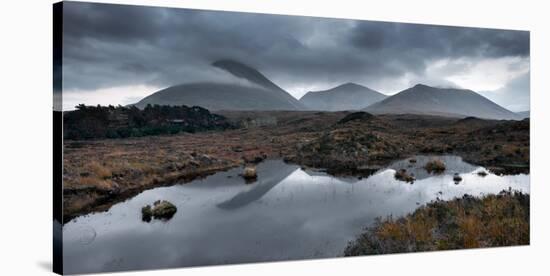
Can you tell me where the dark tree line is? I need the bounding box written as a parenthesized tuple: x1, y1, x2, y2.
(63, 104, 233, 140)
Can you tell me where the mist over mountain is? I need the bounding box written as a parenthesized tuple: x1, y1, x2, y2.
(135, 61, 523, 120)
(299, 83, 387, 111)
(364, 84, 521, 120)
(516, 110, 530, 119)
(135, 60, 305, 111)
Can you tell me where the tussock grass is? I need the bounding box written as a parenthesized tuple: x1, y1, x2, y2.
(86, 161, 112, 180)
(425, 159, 446, 173)
(344, 190, 529, 256)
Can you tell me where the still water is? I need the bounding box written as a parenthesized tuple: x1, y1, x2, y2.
(63, 156, 529, 274)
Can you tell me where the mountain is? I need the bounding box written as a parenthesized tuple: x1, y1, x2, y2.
(134, 60, 305, 111)
(299, 83, 387, 111)
(516, 110, 530, 119)
(364, 84, 521, 120)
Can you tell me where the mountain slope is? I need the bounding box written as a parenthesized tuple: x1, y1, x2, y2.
(516, 110, 530, 119)
(364, 84, 520, 120)
(299, 83, 387, 111)
(135, 60, 304, 111)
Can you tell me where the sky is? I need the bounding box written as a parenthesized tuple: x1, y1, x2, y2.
(58, 2, 530, 111)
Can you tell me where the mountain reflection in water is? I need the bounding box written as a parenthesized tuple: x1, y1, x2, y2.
(63, 157, 529, 274)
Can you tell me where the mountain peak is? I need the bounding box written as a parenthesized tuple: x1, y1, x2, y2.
(211, 59, 260, 79)
(332, 82, 369, 90)
(411, 83, 471, 92)
(211, 59, 281, 91)
(299, 82, 387, 111)
(212, 59, 249, 69)
(412, 83, 431, 89)
(365, 84, 520, 120)
(134, 59, 305, 111)
(210, 59, 305, 109)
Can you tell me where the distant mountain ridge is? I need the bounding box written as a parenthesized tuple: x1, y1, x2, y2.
(516, 110, 530, 119)
(364, 84, 520, 120)
(134, 61, 523, 119)
(135, 60, 305, 111)
(299, 82, 387, 111)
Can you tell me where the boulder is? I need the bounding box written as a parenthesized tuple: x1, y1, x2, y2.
(141, 205, 152, 222)
(477, 170, 488, 177)
(242, 165, 257, 180)
(141, 200, 177, 222)
(152, 200, 177, 220)
(453, 173, 462, 183)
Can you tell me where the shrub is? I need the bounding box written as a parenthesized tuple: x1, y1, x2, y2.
(394, 169, 415, 183)
(425, 159, 446, 173)
(344, 190, 529, 256)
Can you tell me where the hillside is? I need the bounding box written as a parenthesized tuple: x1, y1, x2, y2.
(299, 83, 386, 111)
(364, 84, 520, 120)
(134, 60, 304, 111)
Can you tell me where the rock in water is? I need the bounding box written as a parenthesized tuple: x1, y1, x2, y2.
(141, 205, 152, 222)
(140, 200, 178, 222)
(453, 173, 463, 183)
(242, 165, 258, 182)
(152, 200, 178, 220)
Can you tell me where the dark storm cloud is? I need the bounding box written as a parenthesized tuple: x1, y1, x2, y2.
(350, 22, 529, 58)
(61, 1, 529, 97)
(346, 21, 529, 84)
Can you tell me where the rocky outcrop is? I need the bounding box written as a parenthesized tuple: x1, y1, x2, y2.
(141, 200, 177, 222)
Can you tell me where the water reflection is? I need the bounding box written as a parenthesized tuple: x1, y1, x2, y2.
(217, 161, 298, 210)
(387, 155, 478, 181)
(63, 156, 529, 274)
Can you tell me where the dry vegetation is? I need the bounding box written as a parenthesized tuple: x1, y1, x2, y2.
(344, 189, 529, 256)
(64, 111, 529, 222)
(425, 159, 446, 174)
(285, 112, 529, 176)
(394, 169, 415, 183)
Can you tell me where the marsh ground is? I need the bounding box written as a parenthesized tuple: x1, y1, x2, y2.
(63, 111, 529, 223)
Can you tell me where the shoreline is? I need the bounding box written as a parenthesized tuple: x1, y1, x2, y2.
(63, 152, 529, 224)
(63, 112, 529, 223)
(344, 190, 530, 255)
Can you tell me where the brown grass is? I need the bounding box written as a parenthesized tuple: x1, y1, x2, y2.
(425, 159, 446, 173)
(86, 161, 112, 180)
(344, 190, 529, 256)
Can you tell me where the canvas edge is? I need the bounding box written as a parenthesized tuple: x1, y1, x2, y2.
(53, 1, 64, 275)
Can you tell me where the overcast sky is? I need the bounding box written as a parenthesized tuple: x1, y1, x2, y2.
(59, 2, 530, 111)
